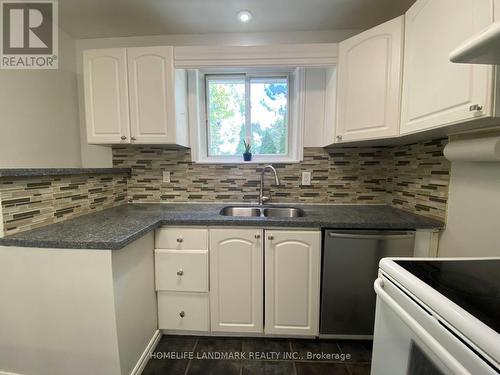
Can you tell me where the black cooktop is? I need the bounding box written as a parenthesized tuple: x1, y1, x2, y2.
(395, 260, 500, 334)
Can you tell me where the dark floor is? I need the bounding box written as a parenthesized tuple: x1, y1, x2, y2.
(142, 335, 372, 375)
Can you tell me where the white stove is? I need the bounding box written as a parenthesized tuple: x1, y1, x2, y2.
(371, 257, 500, 375)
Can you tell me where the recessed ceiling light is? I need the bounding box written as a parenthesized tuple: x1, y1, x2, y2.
(237, 10, 252, 23)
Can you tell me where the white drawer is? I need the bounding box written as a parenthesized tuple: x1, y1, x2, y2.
(158, 292, 209, 332)
(155, 227, 208, 250)
(155, 250, 208, 292)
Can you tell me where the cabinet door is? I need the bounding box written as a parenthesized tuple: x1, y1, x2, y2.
(83, 48, 130, 144)
(127, 46, 177, 144)
(303, 67, 337, 147)
(209, 228, 263, 333)
(336, 16, 403, 142)
(401, 0, 495, 134)
(265, 230, 321, 336)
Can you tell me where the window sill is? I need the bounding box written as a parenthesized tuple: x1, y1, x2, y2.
(192, 157, 302, 164)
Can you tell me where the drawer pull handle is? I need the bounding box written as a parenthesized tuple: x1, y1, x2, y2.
(177, 269, 184, 276)
(254, 234, 260, 239)
(268, 235, 274, 240)
(179, 311, 185, 318)
(176, 238, 183, 243)
(469, 104, 483, 112)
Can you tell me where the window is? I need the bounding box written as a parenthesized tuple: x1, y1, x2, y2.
(190, 69, 304, 163)
(206, 75, 288, 157)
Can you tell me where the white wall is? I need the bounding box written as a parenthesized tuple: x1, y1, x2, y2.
(0, 28, 82, 168)
(439, 161, 500, 257)
(76, 30, 358, 167)
(75, 30, 358, 51)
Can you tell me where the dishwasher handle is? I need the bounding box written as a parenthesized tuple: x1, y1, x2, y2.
(327, 231, 415, 240)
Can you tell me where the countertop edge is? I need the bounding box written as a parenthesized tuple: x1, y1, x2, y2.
(0, 216, 444, 250)
(0, 168, 131, 178)
(0, 221, 163, 250)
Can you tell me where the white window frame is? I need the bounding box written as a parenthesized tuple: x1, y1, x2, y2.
(189, 67, 304, 164)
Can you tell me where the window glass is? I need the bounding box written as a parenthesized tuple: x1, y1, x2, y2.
(250, 77, 288, 155)
(205, 75, 289, 157)
(206, 77, 245, 156)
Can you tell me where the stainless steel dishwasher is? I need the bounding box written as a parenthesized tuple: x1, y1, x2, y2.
(320, 229, 415, 338)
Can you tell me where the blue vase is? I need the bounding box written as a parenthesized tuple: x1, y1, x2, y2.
(243, 153, 252, 161)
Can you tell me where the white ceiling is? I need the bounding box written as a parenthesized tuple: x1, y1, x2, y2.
(60, 0, 416, 39)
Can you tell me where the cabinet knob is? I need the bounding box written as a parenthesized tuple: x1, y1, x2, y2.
(268, 235, 274, 240)
(121, 136, 127, 140)
(177, 269, 184, 276)
(469, 104, 483, 112)
(179, 311, 185, 318)
(336, 135, 343, 141)
(176, 238, 183, 243)
(254, 234, 260, 239)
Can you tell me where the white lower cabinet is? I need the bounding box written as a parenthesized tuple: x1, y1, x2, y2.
(209, 228, 263, 333)
(209, 228, 321, 336)
(155, 227, 210, 332)
(155, 227, 321, 336)
(155, 249, 208, 292)
(265, 230, 322, 336)
(157, 291, 209, 331)
(155, 227, 208, 250)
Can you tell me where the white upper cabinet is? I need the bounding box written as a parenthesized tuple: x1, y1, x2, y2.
(128, 47, 188, 145)
(264, 230, 321, 336)
(303, 67, 337, 147)
(401, 0, 497, 134)
(209, 228, 263, 333)
(83, 49, 130, 144)
(336, 16, 404, 142)
(83, 47, 189, 146)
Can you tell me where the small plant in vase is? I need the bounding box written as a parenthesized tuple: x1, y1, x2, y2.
(243, 138, 252, 161)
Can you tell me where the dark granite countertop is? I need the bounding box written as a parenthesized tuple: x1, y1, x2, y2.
(0, 203, 444, 250)
(0, 168, 131, 178)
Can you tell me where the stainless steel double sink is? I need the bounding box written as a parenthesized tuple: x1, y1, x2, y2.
(220, 206, 306, 218)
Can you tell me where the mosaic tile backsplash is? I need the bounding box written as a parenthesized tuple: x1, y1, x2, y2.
(0, 139, 450, 237)
(113, 146, 390, 204)
(112, 138, 450, 219)
(0, 173, 128, 236)
(389, 139, 450, 220)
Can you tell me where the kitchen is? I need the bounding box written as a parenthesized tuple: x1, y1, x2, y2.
(0, 0, 499, 374)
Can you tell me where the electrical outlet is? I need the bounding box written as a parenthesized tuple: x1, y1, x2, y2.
(162, 171, 171, 183)
(301, 171, 311, 186)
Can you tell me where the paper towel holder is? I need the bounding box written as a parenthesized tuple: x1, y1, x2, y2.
(444, 135, 500, 162)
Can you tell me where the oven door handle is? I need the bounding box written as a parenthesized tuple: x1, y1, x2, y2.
(374, 278, 471, 375)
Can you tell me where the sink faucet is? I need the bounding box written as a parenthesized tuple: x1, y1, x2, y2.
(259, 165, 280, 205)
